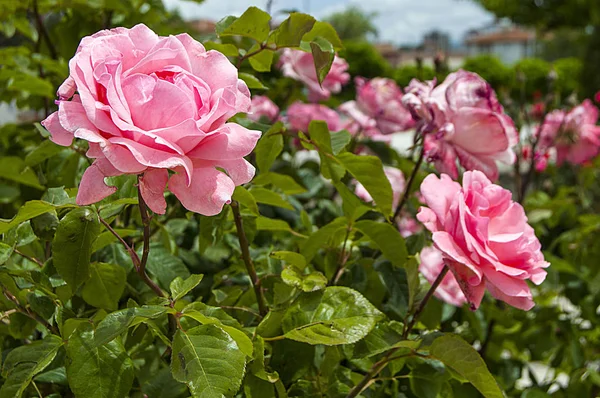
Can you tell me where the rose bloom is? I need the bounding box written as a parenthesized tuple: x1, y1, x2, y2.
(279, 49, 350, 102)
(247, 95, 279, 123)
(419, 246, 467, 307)
(339, 77, 415, 137)
(417, 171, 549, 310)
(41, 24, 260, 216)
(537, 100, 600, 165)
(402, 70, 517, 181)
(286, 102, 343, 132)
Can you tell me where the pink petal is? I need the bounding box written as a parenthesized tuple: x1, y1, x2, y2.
(449, 108, 509, 154)
(486, 282, 534, 311)
(41, 111, 73, 146)
(76, 158, 121, 205)
(432, 231, 483, 284)
(419, 173, 461, 225)
(139, 168, 169, 214)
(169, 167, 235, 216)
(187, 123, 261, 160)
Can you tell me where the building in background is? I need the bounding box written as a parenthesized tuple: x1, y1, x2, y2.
(465, 19, 537, 64)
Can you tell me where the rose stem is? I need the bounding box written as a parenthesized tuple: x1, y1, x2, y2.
(393, 144, 425, 222)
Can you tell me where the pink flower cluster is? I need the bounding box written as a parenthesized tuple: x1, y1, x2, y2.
(417, 171, 549, 310)
(248, 96, 279, 123)
(403, 70, 518, 181)
(340, 77, 415, 138)
(42, 24, 261, 216)
(279, 49, 350, 102)
(536, 99, 600, 166)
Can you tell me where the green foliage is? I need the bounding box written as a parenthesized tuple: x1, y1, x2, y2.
(554, 57, 583, 98)
(340, 40, 392, 79)
(514, 58, 552, 98)
(462, 55, 513, 92)
(394, 64, 436, 88)
(324, 6, 379, 41)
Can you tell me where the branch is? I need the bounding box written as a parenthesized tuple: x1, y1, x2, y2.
(231, 201, 268, 316)
(393, 144, 425, 222)
(2, 287, 59, 335)
(136, 184, 165, 298)
(14, 249, 44, 268)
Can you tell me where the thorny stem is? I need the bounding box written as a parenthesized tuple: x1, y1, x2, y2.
(231, 201, 268, 316)
(393, 144, 425, 222)
(13, 249, 44, 268)
(346, 265, 449, 398)
(331, 226, 352, 285)
(2, 287, 59, 335)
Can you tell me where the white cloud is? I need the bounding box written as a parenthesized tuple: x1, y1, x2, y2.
(163, 0, 494, 45)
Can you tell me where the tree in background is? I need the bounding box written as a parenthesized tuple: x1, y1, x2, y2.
(473, 0, 600, 98)
(324, 6, 378, 42)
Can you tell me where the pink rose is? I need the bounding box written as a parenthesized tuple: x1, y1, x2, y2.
(279, 49, 350, 102)
(41, 24, 260, 216)
(416, 171, 549, 310)
(339, 77, 415, 137)
(286, 102, 342, 132)
(403, 70, 517, 181)
(355, 166, 405, 209)
(397, 215, 422, 238)
(537, 100, 600, 165)
(419, 246, 467, 307)
(248, 95, 279, 123)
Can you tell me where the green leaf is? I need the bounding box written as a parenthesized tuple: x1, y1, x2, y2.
(308, 121, 345, 181)
(0, 242, 13, 265)
(255, 121, 284, 172)
(252, 172, 306, 195)
(337, 153, 394, 216)
(250, 188, 294, 210)
(256, 217, 295, 233)
(142, 367, 189, 398)
(52, 207, 101, 290)
(66, 324, 135, 398)
(94, 306, 169, 346)
(0, 335, 63, 398)
(239, 72, 268, 89)
(171, 325, 247, 398)
(354, 220, 407, 268)
(144, 244, 191, 290)
(170, 274, 204, 301)
(81, 262, 126, 310)
(0, 200, 76, 234)
(331, 130, 352, 155)
(92, 228, 139, 252)
(282, 286, 383, 345)
(333, 181, 371, 222)
(310, 37, 335, 86)
(300, 217, 347, 262)
(25, 140, 64, 167)
(0, 157, 44, 189)
(216, 7, 271, 42)
(270, 13, 316, 47)
(269, 251, 306, 268)
(302, 21, 343, 50)
(233, 186, 259, 216)
(7, 73, 54, 98)
(429, 334, 504, 398)
(203, 41, 239, 56)
(281, 266, 327, 292)
(248, 46, 275, 72)
(352, 321, 419, 358)
(374, 259, 410, 318)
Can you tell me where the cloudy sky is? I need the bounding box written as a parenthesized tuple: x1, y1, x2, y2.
(163, 0, 495, 45)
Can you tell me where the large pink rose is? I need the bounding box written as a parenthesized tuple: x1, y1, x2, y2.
(339, 77, 415, 137)
(41, 24, 260, 216)
(537, 100, 600, 165)
(416, 171, 549, 311)
(279, 49, 350, 102)
(403, 70, 517, 181)
(355, 166, 405, 209)
(419, 246, 467, 307)
(248, 95, 279, 123)
(286, 102, 343, 132)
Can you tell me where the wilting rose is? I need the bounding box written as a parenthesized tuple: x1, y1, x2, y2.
(419, 246, 467, 307)
(41, 24, 260, 216)
(339, 77, 415, 137)
(417, 171, 549, 310)
(355, 166, 405, 209)
(279, 49, 350, 102)
(537, 100, 600, 165)
(403, 70, 517, 181)
(286, 102, 343, 133)
(248, 95, 279, 123)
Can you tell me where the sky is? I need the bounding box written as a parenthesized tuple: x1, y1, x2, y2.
(163, 0, 495, 46)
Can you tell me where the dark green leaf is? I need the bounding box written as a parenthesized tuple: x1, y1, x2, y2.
(250, 188, 294, 210)
(0, 157, 44, 190)
(354, 220, 407, 268)
(302, 21, 344, 50)
(233, 186, 259, 216)
(310, 37, 335, 86)
(81, 262, 126, 310)
(252, 172, 307, 195)
(255, 121, 284, 172)
(170, 274, 204, 301)
(94, 306, 169, 346)
(270, 13, 316, 47)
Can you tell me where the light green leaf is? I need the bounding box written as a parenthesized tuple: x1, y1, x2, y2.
(66, 324, 135, 398)
(308, 121, 345, 181)
(255, 122, 284, 172)
(430, 334, 504, 398)
(337, 153, 393, 216)
(256, 217, 294, 233)
(203, 41, 239, 56)
(216, 7, 271, 42)
(25, 140, 64, 167)
(170, 274, 204, 301)
(239, 72, 268, 89)
(52, 207, 101, 289)
(0, 157, 44, 189)
(270, 13, 315, 47)
(252, 172, 306, 195)
(0, 335, 63, 398)
(352, 321, 419, 358)
(81, 263, 126, 310)
(302, 21, 343, 50)
(331, 130, 352, 155)
(354, 220, 407, 268)
(0, 200, 76, 234)
(233, 186, 259, 216)
(248, 46, 275, 72)
(300, 217, 347, 262)
(281, 266, 327, 292)
(171, 325, 247, 398)
(0, 242, 13, 265)
(269, 251, 306, 268)
(310, 37, 335, 86)
(282, 286, 383, 345)
(250, 188, 294, 210)
(94, 306, 169, 346)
